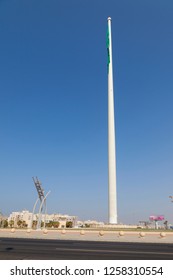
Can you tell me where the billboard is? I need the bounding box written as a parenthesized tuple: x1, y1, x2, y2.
(149, 215, 164, 221)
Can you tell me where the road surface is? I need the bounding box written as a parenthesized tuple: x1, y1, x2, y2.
(0, 238, 173, 259)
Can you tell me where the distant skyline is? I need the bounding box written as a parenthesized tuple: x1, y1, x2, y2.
(0, 0, 173, 224)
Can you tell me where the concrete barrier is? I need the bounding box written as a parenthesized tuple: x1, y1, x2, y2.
(99, 231, 104, 236)
(119, 231, 124, 237)
(11, 228, 15, 233)
(139, 232, 146, 238)
(43, 229, 48, 234)
(80, 230, 85, 235)
(160, 232, 166, 238)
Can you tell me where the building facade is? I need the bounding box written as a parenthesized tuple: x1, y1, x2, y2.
(8, 210, 77, 228)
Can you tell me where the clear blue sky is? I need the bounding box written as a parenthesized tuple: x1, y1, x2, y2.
(0, 0, 173, 224)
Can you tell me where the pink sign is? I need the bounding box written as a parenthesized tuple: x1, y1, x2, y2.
(149, 215, 164, 221)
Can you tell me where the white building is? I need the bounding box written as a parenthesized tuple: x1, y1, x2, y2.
(77, 220, 105, 228)
(8, 210, 77, 228)
(45, 213, 77, 228)
(8, 210, 33, 227)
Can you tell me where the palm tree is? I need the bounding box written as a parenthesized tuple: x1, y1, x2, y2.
(66, 221, 73, 228)
(32, 220, 37, 229)
(17, 220, 23, 228)
(3, 219, 8, 228)
(46, 220, 54, 228)
(53, 221, 60, 228)
(9, 220, 14, 228)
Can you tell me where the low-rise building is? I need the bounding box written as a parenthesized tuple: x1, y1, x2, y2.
(8, 210, 77, 228)
(8, 210, 33, 228)
(45, 213, 77, 228)
(76, 220, 105, 228)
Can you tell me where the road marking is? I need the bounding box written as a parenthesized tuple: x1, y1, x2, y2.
(55, 248, 173, 255)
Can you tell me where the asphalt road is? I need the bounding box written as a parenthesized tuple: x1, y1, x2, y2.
(0, 238, 173, 260)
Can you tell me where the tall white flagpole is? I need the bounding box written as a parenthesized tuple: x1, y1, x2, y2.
(107, 17, 118, 224)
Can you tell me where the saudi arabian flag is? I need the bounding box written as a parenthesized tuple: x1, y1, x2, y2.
(107, 28, 110, 72)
